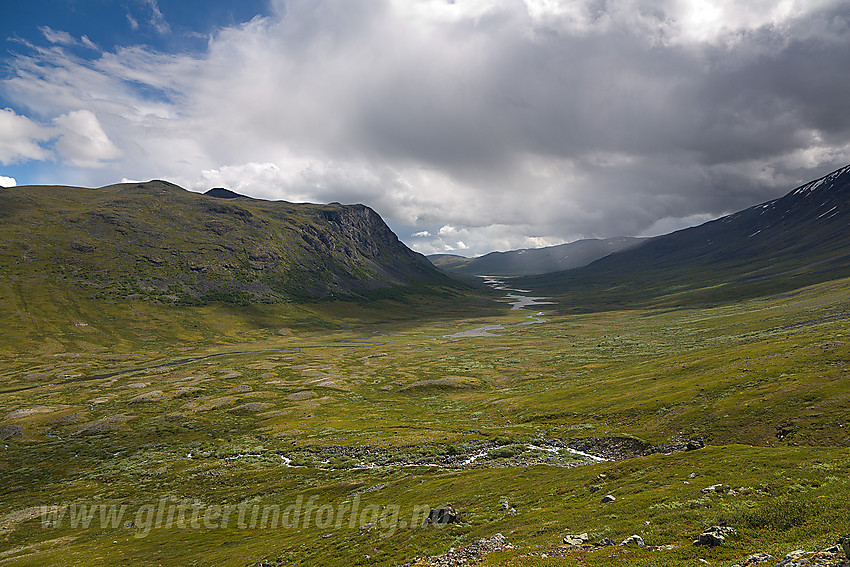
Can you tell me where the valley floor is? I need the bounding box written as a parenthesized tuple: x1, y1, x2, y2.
(0, 276, 849, 565)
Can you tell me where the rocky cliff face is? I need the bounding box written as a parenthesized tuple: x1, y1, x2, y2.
(0, 180, 448, 303)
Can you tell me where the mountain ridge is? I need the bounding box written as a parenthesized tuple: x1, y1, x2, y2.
(0, 180, 452, 304)
(516, 164, 850, 308)
(428, 236, 646, 276)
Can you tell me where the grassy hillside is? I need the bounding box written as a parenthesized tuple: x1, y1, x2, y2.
(0, 181, 452, 306)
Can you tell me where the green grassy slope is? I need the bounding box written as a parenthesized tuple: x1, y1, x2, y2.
(0, 180, 452, 306)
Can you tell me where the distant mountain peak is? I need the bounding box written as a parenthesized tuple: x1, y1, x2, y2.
(205, 187, 249, 199)
(790, 163, 850, 197)
(428, 236, 646, 276)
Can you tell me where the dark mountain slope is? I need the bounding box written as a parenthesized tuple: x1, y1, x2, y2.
(0, 180, 451, 304)
(429, 237, 646, 276)
(517, 164, 850, 308)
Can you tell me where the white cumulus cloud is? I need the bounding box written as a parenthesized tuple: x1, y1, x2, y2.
(0, 108, 53, 164)
(53, 110, 122, 167)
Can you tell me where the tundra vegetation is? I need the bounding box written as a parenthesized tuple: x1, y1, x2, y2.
(0, 271, 848, 566)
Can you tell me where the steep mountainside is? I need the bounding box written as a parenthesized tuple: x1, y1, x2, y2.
(518, 164, 850, 307)
(428, 237, 645, 276)
(0, 180, 449, 303)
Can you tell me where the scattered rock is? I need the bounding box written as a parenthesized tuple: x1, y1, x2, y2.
(775, 550, 814, 567)
(702, 483, 730, 493)
(686, 439, 705, 450)
(728, 552, 774, 567)
(423, 507, 462, 525)
(694, 525, 738, 546)
(0, 425, 24, 440)
(620, 535, 645, 548)
(563, 533, 589, 546)
(401, 533, 508, 567)
(688, 472, 699, 479)
(600, 494, 616, 503)
(768, 547, 849, 567)
(596, 537, 616, 547)
(358, 522, 375, 535)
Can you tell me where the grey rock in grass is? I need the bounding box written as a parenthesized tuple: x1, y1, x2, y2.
(702, 483, 730, 493)
(727, 552, 773, 567)
(596, 537, 616, 547)
(694, 525, 738, 547)
(774, 550, 812, 567)
(620, 535, 645, 547)
(695, 531, 725, 546)
(423, 506, 462, 525)
(686, 439, 705, 450)
(600, 494, 616, 503)
(562, 533, 588, 545)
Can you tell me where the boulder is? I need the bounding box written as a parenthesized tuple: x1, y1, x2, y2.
(694, 525, 738, 547)
(562, 533, 589, 546)
(600, 494, 616, 503)
(424, 506, 462, 525)
(686, 439, 705, 450)
(596, 537, 616, 547)
(728, 553, 773, 567)
(621, 535, 645, 548)
(695, 531, 725, 546)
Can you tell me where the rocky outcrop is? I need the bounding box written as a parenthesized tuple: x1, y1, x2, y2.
(728, 537, 850, 567)
(399, 533, 509, 567)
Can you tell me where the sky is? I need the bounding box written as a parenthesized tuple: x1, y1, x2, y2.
(2, 0, 850, 257)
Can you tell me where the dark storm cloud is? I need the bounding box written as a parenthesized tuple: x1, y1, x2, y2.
(4, 0, 850, 254)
